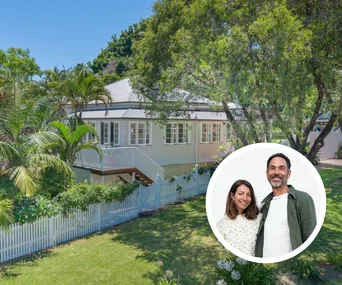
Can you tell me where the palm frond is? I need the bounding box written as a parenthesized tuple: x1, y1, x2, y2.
(7, 165, 37, 196)
(77, 143, 103, 162)
(29, 130, 66, 148)
(0, 141, 19, 160)
(49, 121, 72, 138)
(0, 199, 14, 229)
(34, 153, 74, 177)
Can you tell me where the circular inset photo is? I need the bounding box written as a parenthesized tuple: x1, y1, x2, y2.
(206, 143, 326, 263)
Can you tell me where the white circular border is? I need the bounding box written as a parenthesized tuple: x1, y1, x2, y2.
(206, 143, 326, 263)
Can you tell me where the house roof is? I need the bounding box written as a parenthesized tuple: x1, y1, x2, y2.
(102, 78, 142, 103)
(88, 78, 239, 108)
(81, 109, 229, 121)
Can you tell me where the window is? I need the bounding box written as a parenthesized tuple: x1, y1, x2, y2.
(165, 123, 190, 144)
(101, 122, 109, 144)
(111, 122, 119, 145)
(89, 122, 97, 143)
(129, 121, 152, 145)
(82, 121, 98, 143)
(212, 123, 221, 142)
(201, 123, 222, 143)
(101, 121, 120, 146)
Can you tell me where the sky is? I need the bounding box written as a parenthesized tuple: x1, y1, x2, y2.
(0, 0, 154, 71)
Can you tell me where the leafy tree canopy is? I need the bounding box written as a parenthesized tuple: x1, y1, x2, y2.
(131, 0, 342, 162)
(88, 21, 147, 83)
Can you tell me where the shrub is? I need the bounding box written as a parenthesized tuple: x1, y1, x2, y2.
(38, 167, 72, 198)
(289, 258, 323, 284)
(55, 181, 140, 215)
(326, 249, 342, 272)
(157, 270, 180, 285)
(215, 256, 276, 285)
(13, 194, 59, 224)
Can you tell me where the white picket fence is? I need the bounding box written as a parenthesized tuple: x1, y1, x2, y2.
(0, 168, 211, 263)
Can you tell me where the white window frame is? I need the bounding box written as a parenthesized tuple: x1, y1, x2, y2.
(129, 121, 152, 145)
(102, 122, 110, 145)
(100, 121, 120, 146)
(89, 121, 98, 143)
(164, 122, 190, 144)
(200, 122, 222, 143)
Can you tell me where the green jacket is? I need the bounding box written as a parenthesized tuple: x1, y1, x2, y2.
(255, 186, 317, 257)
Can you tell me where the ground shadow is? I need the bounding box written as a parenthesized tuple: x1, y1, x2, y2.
(109, 194, 225, 285)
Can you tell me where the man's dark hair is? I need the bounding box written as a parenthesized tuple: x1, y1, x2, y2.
(267, 153, 291, 170)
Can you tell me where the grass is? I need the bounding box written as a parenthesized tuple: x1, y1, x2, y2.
(0, 195, 226, 285)
(274, 168, 342, 284)
(1, 168, 342, 284)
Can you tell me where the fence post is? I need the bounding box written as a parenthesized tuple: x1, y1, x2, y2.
(194, 164, 199, 195)
(48, 217, 54, 247)
(96, 203, 102, 231)
(137, 184, 142, 213)
(156, 174, 161, 209)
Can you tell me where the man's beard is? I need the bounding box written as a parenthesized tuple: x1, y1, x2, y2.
(268, 175, 288, 188)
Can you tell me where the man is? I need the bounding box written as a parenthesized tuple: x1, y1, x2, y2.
(255, 153, 317, 258)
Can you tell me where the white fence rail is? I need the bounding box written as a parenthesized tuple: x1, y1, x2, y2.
(74, 147, 165, 180)
(0, 168, 210, 264)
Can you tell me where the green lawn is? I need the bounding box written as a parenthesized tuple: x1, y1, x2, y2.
(0, 195, 226, 285)
(1, 168, 342, 284)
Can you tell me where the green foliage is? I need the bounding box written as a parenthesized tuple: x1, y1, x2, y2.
(0, 198, 14, 229)
(289, 258, 323, 284)
(336, 143, 342, 159)
(55, 181, 140, 216)
(215, 256, 276, 285)
(13, 194, 58, 224)
(157, 276, 180, 285)
(325, 248, 342, 272)
(89, 21, 146, 79)
(48, 118, 102, 167)
(38, 167, 72, 198)
(132, 0, 342, 160)
(58, 69, 111, 118)
(0, 106, 73, 196)
(0, 48, 40, 106)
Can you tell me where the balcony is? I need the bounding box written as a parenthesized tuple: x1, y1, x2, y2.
(74, 147, 165, 181)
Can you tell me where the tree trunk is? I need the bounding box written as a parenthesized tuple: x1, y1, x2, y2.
(241, 106, 261, 143)
(308, 112, 337, 163)
(221, 99, 249, 146)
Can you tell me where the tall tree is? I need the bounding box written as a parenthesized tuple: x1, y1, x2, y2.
(0, 107, 73, 196)
(0, 48, 40, 106)
(89, 21, 147, 83)
(61, 69, 112, 118)
(131, 0, 342, 162)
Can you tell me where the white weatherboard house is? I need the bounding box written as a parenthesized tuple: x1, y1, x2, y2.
(74, 78, 232, 184)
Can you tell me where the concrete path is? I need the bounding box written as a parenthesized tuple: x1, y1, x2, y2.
(316, 159, 342, 169)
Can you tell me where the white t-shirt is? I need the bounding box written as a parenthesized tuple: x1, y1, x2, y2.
(263, 193, 292, 257)
(217, 214, 261, 256)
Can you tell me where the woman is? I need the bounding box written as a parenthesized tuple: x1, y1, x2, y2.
(216, 179, 261, 256)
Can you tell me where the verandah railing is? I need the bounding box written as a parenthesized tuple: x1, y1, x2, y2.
(0, 168, 210, 263)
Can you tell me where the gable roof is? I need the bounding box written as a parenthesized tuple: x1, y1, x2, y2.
(103, 78, 142, 103)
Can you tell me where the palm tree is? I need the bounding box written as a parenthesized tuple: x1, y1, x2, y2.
(48, 118, 102, 168)
(0, 107, 73, 196)
(61, 69, 112, 119)
(0, 198, 14, 229)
